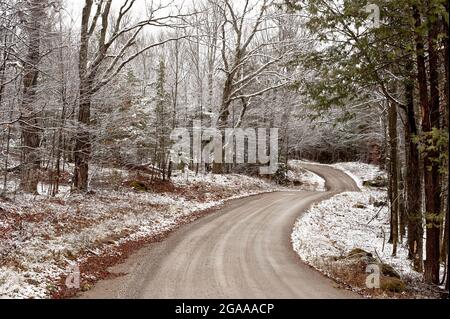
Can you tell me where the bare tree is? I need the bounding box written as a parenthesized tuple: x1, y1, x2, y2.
(74, 0, 189, 191)
(212, 0, 295, 172)
(19, 0, 47, 193)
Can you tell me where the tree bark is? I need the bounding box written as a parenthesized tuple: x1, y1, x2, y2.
(388, 101, 399, 256)
(73, 0, 93, 191)
(423, 2, 442, 284)
(404, 72, 423, 271)
(413, 3, 442, 283)
(19, 0, 46, 193)
(440, 0, 449, 290)
(398, 169, 406, 241)
(73, 87, 92, 191)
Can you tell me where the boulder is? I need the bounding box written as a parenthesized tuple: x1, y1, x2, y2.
(363, 176, 388, 188)
(373, 200, 386, 207)
(381, 277, 406, 293)
(129, 180, 148, 192)
(347, 248, 373, 259)
(353, 203, 367, 209)
(380, 263, 401, 279)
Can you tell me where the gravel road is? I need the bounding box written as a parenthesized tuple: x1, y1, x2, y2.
(80, 164, 360, 299)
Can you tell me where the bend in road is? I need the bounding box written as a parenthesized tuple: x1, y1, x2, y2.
(80, 164, 360, 299)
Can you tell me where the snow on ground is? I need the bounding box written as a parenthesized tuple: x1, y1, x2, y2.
(291, 161, 426, 297)
(0, 161, 361, 299)
(0, 163, 331, 299)
(172, 171, 273, 190)
(0, 172, 283, 298)
(0, 163, 338, 299)
(330, 162, 386, 188)
(294, 160, 386, 189)
(292, 190, 419, 278)
(287, 160, 326, 191)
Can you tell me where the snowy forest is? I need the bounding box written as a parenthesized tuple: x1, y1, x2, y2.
(0, 0, 448, 300)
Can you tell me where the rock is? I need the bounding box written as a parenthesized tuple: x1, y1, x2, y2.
(46, 284, 58, 293)
(64, 250, 77, 261)
(363, 176, 388, 188)
(373, 200, 386, 207)
(25, 278, 40, 286)
(81, 283, 92, 292)
(353, 203, 367, 209)
(380, 263, 401, 279)
(347, 248, 373, 259)
(381, 277, 406, 292)
(345, 249, 378, 265)
(361, 255, 378, 264)
(130, 180, 148, 192)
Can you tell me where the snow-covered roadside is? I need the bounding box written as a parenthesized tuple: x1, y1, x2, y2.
(0, 173, 281, 299)
(0, 165, 329, 299)
(291, 162, 434, 298)
(287, 160, 326, 191)
(330, 162, 386, 189)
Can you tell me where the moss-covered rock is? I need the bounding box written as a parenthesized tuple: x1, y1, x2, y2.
(81, 283, 93, 292)
(130, 180, 148, 192)
(381, 277, 406, 292)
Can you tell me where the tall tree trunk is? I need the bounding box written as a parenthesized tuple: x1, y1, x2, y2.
(19, 0, 45, 193)
(388, 101, 399, 256)
(423, 2, 442, 284)
(52, 13, 68, 196)
(73, 87, 91, 191)
(404, 72, 424, 272)
(213, 80, 233, 174)
(441, 0, 449, 290)
(0, 26, 11, 193)
(398, 169, 406, 241)
(73, 0, 93, 191)
(414, 3, 442, 283)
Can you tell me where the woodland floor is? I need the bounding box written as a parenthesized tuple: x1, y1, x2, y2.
(0, 164, 323, 298)
(292, 161, 445, 299)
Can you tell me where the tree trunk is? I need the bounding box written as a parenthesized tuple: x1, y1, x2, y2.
(423, 4, 442, 284)
(73, 0, 93, 191)
(73, 88, 91, 191)
(404, 73, 423, 272)
(213, 79, 233, 174)
(19, 0, 45, 194)
(441, 0, 449, 290)
(414, 4, 442, 283)
(398, 169, 406, 241)
(388, 101, 399, 256)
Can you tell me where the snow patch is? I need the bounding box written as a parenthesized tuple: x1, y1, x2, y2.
(287, 160, 326, 191)
(291, 161, 427, 297)
(330, 162, 386, 188)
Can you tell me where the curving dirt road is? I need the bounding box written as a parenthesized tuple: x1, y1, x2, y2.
(80, 164, 360, 299)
